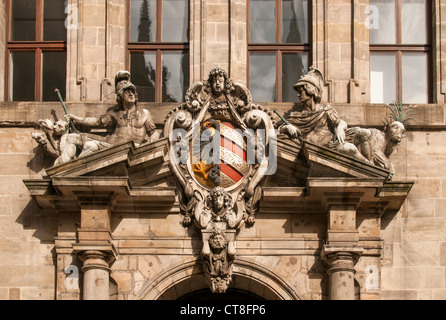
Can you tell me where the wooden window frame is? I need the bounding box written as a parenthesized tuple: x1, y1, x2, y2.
(369, 0, 432, 103)
(247, 0, 312, 102)
(126, 0, 189, 102)
(5, 0, 67, 102)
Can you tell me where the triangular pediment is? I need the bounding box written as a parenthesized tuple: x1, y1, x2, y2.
(267, 135, 391, 188)
(26, 133, 391, 191)
(24, 133, 398, 215)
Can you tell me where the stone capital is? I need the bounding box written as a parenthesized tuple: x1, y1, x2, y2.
(320, 245, 363, 271)
(73, 244, 118, 272)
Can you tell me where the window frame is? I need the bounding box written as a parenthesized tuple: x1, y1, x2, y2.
(5, 0, 67, 102)
(247, 0, 312, 102)
(125, 0, 190, 102)
(369, 0, 432, 104)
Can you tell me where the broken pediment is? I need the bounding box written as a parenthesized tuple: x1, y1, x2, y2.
(24, 129, 407, 215)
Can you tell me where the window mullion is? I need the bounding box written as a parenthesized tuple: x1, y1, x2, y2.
(277, 0, 281, 44)
(396, 0, 401, 44)
(157, 0, 162, 42)
(397, 51, 402, 103)
(277, 51, 282, 102)
(35, 49, 42, 101)
(36, 0, 43, 42)
(156, 49, 162, 102)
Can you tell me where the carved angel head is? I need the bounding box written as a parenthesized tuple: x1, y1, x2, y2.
(206, 67, 233, 96)
(207, 187, 232, 214)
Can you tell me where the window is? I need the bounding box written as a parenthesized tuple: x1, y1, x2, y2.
(6, 0, 67, 101)
(248, 0, 310, 102)
(127, 0, 189, 102)
(369, 0, 431, 104)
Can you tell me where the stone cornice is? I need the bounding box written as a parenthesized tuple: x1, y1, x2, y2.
(1, 101, 445, 128)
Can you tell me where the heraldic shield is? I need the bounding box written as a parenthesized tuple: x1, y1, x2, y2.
(163, 67, 277, 293)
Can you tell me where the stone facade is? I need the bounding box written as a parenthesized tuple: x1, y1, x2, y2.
(0, 0, 445, 301)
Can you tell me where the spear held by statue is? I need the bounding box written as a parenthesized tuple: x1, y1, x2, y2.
(54, 88, 78, 133)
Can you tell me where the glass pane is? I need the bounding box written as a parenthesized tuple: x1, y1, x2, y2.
(11, 0, 36, 41)
(250, 0, 276, 43)
(130, 0, 156, 42)
(10, 52, 35, 101)
(282, 52, 308, 102)
(162, 52, 189, 102)
(130, 52, 156, 102)
(43, 0, 67, 41)
(282, 0, 308, 43)
(162, 0, 189, 42)
(370, 53, 396, 104)
(401, 0, 427, 44)
(402, 53, 428, 103)
(249, 52, 276, 102)
(369, 0, 396, 44)
(42, 52, 67, 101)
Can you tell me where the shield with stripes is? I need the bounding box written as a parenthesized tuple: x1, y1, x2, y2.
(190, 119, 249, 188)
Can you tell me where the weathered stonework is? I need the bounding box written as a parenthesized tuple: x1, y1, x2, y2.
(0, 0, 445, 301)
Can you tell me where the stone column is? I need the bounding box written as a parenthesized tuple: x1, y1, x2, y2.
(79, 250, 113, 300)
(321, 202, 363, 300)
(323, 250, 359, 300)
(73, 202, 116, 300)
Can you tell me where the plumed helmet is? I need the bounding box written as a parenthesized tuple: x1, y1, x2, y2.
(115, 70, 136, 94)
(293, 66, 324, 103)
(293, 66, 324, 92)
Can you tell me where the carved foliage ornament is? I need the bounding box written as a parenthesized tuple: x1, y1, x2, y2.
(164, 67, 277, 293)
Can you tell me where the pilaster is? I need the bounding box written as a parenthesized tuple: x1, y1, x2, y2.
(73, 203, 117, 300)
(321, 196, 363, 300)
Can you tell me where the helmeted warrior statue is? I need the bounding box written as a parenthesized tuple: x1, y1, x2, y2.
(54, 71, 159, 165)
(279, 66, 413, 179)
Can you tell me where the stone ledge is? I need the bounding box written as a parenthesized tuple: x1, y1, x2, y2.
(0, 102, 444, 128)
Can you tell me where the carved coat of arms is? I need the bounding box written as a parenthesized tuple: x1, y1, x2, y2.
(164, 67, 277, 293)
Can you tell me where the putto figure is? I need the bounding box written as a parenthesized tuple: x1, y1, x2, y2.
(194, 187, 245, 230)
(32, 119, 69, 165)
(56, 71, 159, 164)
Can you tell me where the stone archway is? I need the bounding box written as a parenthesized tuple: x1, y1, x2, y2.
(137, 259, 302, 300)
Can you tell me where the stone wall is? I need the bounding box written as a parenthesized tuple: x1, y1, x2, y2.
(0, 126, 56, 300)
(0, 101, 444, 299)
(0, 0, 446, 300)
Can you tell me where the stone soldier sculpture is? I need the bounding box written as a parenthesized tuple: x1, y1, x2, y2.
(279, 66, 369, 163)
(56, 71, 159, 164)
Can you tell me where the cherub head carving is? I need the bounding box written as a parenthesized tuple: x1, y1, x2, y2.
(206, 187, 232, 217)
(207, 67, 233, 96)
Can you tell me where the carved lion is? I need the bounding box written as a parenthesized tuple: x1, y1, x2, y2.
(346, 121, 406, 179)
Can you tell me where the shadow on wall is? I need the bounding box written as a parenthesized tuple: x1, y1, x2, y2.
(15, 198, 58, 244)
